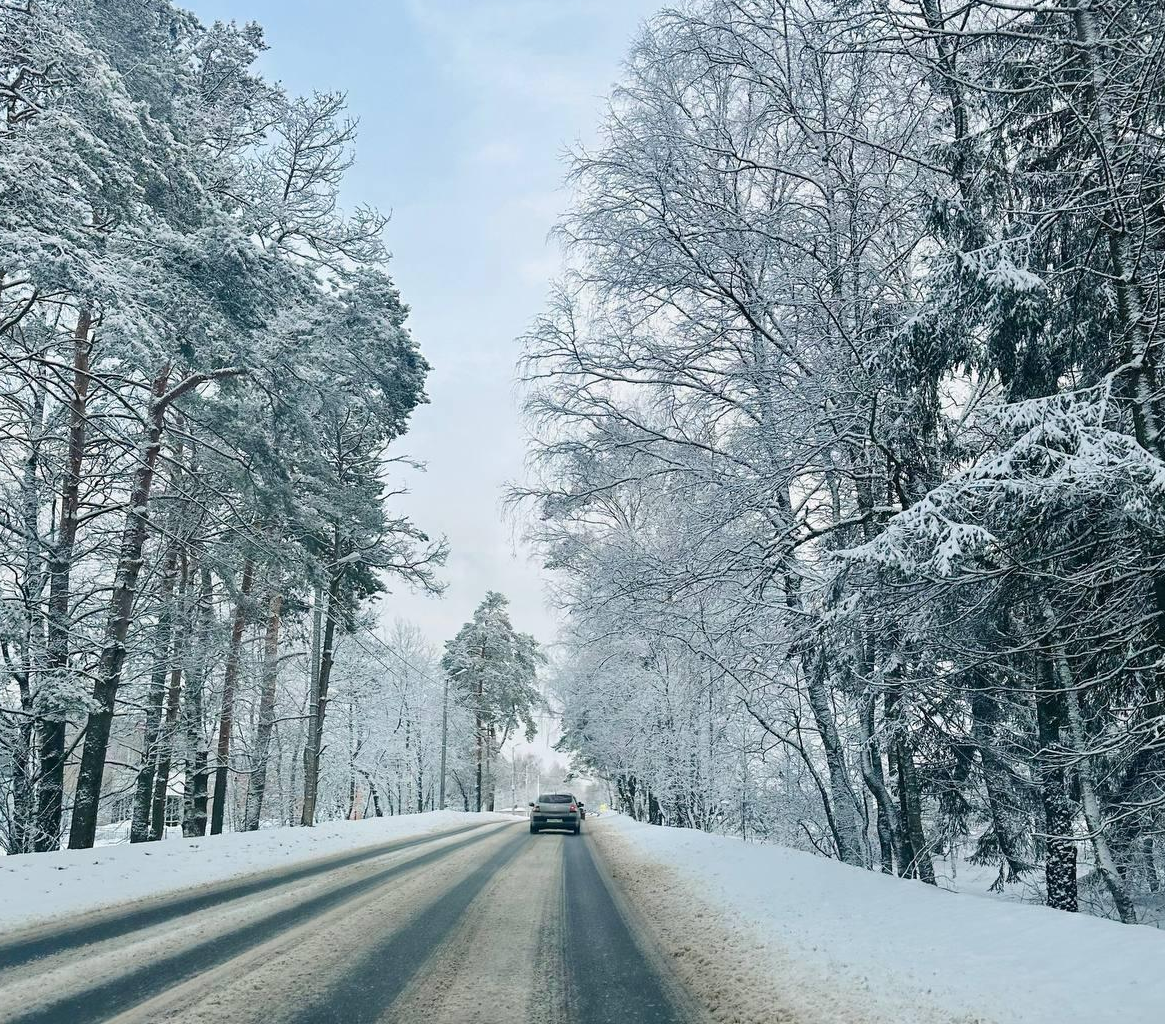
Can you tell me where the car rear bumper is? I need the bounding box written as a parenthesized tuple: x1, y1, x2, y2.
(531, 816, 579, 827)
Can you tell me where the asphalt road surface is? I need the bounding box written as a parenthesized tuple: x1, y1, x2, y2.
(0, 821, 700, 1024)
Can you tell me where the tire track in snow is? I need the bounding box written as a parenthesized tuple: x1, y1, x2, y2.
(562, 830, 700, 1024)
(0, 822, 514, 1024)
(0, 819, 496, 973)
(382, 829, 568, 1024)
(275, 829, 530, 1024)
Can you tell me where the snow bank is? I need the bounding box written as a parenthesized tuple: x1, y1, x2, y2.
(597, 815, 1165, 1024)
(0, 811, 513, 932)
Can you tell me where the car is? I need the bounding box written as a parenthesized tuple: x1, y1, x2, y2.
(529, 792, 582, 834)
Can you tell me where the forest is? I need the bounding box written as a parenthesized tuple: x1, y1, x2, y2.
(518, 0, 1165, 923)
(0, 1, 558, 857)
(4, 0, 1165, 932)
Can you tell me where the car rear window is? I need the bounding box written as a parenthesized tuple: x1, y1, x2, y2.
(537, 794, 573, 803)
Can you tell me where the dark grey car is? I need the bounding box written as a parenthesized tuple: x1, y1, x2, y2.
(529, 792, 581, 834)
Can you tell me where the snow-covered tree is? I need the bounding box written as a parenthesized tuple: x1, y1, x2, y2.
(518, 0, 1165, 923)
(0, 1, 446, 852)
(441, 593, 543, 812)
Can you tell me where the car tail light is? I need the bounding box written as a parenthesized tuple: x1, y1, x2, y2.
(570, 803, 577, 812)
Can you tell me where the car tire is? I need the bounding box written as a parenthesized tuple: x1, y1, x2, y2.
(530, 824, 539, 834)
(573, 824, 581, 835)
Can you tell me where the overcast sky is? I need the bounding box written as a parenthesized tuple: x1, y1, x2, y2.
(187, 0, 662, 658)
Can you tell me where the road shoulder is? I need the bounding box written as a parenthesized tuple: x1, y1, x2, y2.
(587, 818, 968, 1024)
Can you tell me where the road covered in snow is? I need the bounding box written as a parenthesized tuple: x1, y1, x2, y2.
(0, 815, 696, 1024)
(6, 810, 1162, 1024)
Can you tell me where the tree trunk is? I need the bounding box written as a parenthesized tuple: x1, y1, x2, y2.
(474, 711, 483, 812)
(439, 672, 449, 809)
(347, 700, 358, 819)
(415, 724, 425, 814)
(859, 688, 905, 874)
(300, 584, 323, 826)
(150, 552, 190, 841)
(647, 789, 662, 825)
(1035, 658, 1079, 912)
(895, 735, 936, 885)
(182, 564, 214, 838)
(804, 651, 867, 867)
(35, 309, 91, 852)
(485, 725, 496, 812)
(11, 377, 43, 854)
(69, 364, 172, 849)
(244, 592, 282, 831)
(9, 664, 35, 855)
(1066, 2, 1164, 465)
(301, 572, 340, 827)
(1054, 650, 1137, 923)
(130, 543, 179, 843)
(210, 558, 253, 835)
(287, 735, 300, 826)
(1144, 837, 1160, 894)
(970, 685, 1030, 886)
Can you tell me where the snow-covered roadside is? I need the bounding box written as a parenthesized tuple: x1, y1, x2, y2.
(0, 811, 515, 932)
(593, 815, 1165, 1024)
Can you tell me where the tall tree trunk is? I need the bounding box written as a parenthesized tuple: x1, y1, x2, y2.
(65, 362, 238, 849)
(244, 592, 282, 831)
(859, 687, 905, 874)
(1035, 657, 1079, 913)
(8, 657, 35, 855)
(300, 584, 323, 825)
(1143, 837, 1160, 894)
(287, 731, 300, 826)
(474, 710, 483, 813)
(301, 571, 340, 826)
(346, 700, 358, 819)
(150, 551, 190, 840)
(647, 789, 662, 825)
(69, 364, 172, 849)
(130, 543, 178, 843)
(182, 564, 214, 838)
(415, 723, 425, 814)
(969, 684, 1030, 886)
(35, 309, 90, 852)
(210, 558, 253, 835)
(1066, 1, 1164, 465)
(485, 724, 496, 812)
(804, 650, 867, 867)
(11, 375, 43, 854)
(895, 734, 936, 884)
(439, 672, 449, 809)
(1051, 646, 1137, 923)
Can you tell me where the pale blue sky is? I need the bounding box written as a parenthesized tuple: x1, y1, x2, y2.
(188, 0, 663, 649)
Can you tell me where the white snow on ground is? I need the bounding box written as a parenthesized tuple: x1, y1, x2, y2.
(598, 815, 1165, 1024)
(0, 811, 514, 932)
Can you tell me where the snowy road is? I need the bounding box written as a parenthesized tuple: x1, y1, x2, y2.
(0, 820, 697, 1024)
